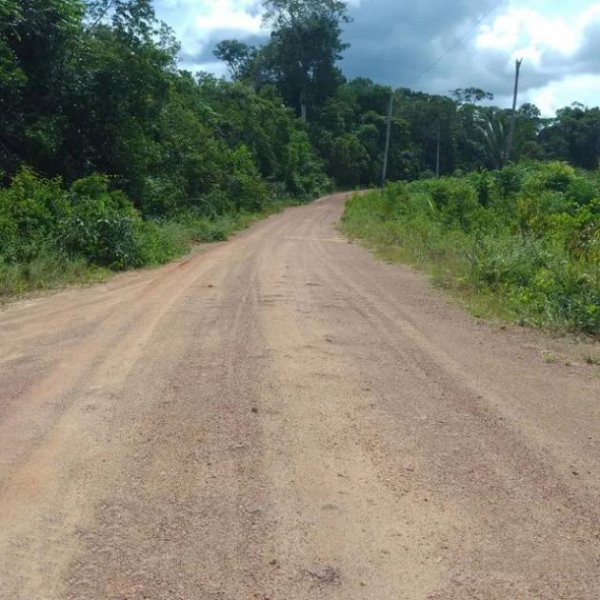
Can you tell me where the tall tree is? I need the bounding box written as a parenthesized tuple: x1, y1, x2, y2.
(450, 87, 494, 105)
(260, 0, 350, 120)
(214, 40, 257, 82)
(0, 0, 85, 176)
(539, 104, 600, 169)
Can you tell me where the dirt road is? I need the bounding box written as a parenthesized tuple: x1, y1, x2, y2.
(1, 194, 599, 600)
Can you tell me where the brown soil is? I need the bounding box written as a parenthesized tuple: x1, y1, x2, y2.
(1, 194, 599, 599)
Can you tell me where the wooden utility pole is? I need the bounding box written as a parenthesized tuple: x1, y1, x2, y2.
(381, 92, 394, 187)
(435, 121, 441, 178)
(505, 58, 523, 163)
(300, 89, 307, 123)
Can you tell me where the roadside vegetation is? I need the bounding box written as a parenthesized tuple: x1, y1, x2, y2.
(0, 169, 296, 296)
(0, 0, 331, 297)
(342, 162, 600, 336)
(1, 0, 599, 303)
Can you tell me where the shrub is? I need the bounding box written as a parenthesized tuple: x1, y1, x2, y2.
(135, 220, 190, 266)
(411, 177, 483, 230)
(0, 168, 69, 261)
(62, 175, 143, 269)
(227, 145, 269, 212)
(284, 130, 331, 199)
(343, 161, 600, 335)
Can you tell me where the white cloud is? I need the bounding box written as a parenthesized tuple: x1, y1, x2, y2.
(154, 0, 600, 113)
(193, 0, 263, 37)
(526, 73, 600, 115)
(155, 0, 265, 70)
(471, 2, 600, 113)
(476, 3, 600, 64)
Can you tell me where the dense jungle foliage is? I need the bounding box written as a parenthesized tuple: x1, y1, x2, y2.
(343, 162, 600, 335)
(1, 0, 599, 304)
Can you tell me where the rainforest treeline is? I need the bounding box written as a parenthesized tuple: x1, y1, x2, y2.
(1, 0, 599, 294)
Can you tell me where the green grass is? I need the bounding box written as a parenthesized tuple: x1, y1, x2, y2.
(341, 162, 600, 337)
(0, 255, 110, 299)
(0, 204, 290, 302)
(0, 167, 315, 302)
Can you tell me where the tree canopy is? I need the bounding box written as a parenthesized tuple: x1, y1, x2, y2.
(1, 0, 599, 197)
(1, 0, 599, 297)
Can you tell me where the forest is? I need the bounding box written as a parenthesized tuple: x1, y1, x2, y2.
(1, 0, 599, 305)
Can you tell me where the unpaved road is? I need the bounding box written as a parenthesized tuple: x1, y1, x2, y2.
(1, 194, 599, 600)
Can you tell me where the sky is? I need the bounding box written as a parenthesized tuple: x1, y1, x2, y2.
(154, 0, 600, 115)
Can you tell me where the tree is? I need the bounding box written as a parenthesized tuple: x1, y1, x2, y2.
(86, 0, 157, 41)
(262, 0, 348, 24)
(393, 89, 460, 176)
(539, 104, 600, 170)
(450, 87, 494, 105)
(0, 0, 25, 177)
(0, 0, 85, 177)
(214, 40, 257, 81)
(474, 109, 510, 170)
(308, 78, 393, 185)
(260, 0, 350, 120)
(513, 103, 543, 160)
(326, 133, 370, 187)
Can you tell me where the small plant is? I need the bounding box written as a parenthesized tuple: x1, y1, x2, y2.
(583, 355, 600, 366)
(542, 352, 559, 364)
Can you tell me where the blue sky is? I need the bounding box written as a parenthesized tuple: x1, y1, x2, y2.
(154, 0, 600, 115)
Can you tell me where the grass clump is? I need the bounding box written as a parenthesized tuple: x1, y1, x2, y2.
(0, 169, 293, 299)
(342, 161, 600, 336)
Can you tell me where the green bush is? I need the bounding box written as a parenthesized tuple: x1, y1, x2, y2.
(412, 177, 483, 230)
(63, 175, 143, 268)
(135, 220, 190, 266)
(227, 145, 269, 212)
(0, 168, 69, 261)
(343, 161, 600, 335)
(0, 170, 149, 269)
(284, 130, 332, 199)
(0, 254, 108, 297)
(0, 166, 296, 298)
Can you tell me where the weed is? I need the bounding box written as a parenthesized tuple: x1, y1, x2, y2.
(0, 170, 293, 300)
(542, 352, 560, 364)
(342, 162, 600, 336)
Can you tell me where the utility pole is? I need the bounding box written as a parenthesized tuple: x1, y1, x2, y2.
(505, 58, 523, 164)
(300, 89, 307, 123)
(435, 120, 441, 178)
(381, 91, 394, 187)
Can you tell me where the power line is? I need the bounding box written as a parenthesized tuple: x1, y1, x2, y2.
(381, 0, 507, 185)
(506, 57, 524, 162)
(407, 0, 507, 88)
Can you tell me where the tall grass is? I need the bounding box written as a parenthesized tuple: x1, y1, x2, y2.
(0, 169, 293, 300)
(342, 162, 600, 336)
